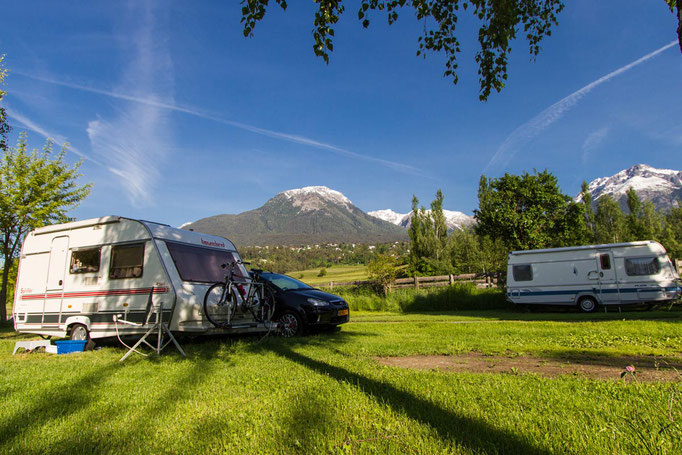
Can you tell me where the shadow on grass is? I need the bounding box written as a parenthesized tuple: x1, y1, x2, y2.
(48, 344, 223, 453)
(0, 363, 120, 448)
(254, 342, 550, 454)
(541, 350, 682, 370)
(365, 308, 682, 323)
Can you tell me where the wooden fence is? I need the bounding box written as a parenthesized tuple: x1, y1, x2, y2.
(321, 272, 503, 290)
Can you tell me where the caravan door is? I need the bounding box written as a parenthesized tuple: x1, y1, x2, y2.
(43, 236, 69, 327)
(597, 250, 620, 305)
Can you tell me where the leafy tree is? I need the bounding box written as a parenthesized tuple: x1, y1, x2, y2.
(594, 194, 627, 244)
(0, 134, 92, 323)
(408, 191, 451, 275)
(478, 234, 507, 275)
(474, 170, 586, 251)
(367, 254, 398, 295)
(240, 0, 564, 100)
(661, 206, 682, 259)
(625, 187, 663, 241)
(0, 55, 10, 152)
(430, 189, 448, 256)
(579, 181, 596, 242)
(449, 227, 480, 273)
(667, 0, 682, 53)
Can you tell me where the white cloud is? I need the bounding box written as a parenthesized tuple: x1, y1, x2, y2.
(15, 74, 428, 179)
(85, 1, 173, 206)
(581, 126, 610, 163)
(6, 106, 101, 164)
(485, 40, 678, 173)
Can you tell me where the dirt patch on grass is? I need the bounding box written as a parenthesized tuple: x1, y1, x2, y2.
(376, 352, 682, 382)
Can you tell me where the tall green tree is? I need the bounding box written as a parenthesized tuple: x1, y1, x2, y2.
(594, 195, 627, 244)
(0, 55, 10, 152)
(579, 181, 596, 242)
(240, 0, 564, 100)
(0, 134, 92, 323)
(408, 191, 452, 275)
(430, 189, 448, 258)
(661, 206, 682, 259)
(474, 170, 586, 251)
(625, 187, 663, 241)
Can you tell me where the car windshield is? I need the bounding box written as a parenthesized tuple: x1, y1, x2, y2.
(260, 273, 313, 291)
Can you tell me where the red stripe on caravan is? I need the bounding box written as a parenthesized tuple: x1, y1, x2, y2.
(20, 287, 169, 300)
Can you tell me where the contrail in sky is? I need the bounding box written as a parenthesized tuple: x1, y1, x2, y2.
(484, 40, 678, 173)
(6, 107, 104, 165)
(13, 71, 429, 178)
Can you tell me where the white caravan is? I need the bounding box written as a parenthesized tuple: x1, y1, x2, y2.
(506, 241, 680, 312)
(13, 216, 272, 339)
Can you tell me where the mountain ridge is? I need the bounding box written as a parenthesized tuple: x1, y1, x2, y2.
(576, 164, 682, 211)
(367, 209, 475, 231)
(183, 186, 407, 247)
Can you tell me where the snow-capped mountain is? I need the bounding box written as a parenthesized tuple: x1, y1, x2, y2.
(183, 186, 406, 246)
(368, 209, 475, 231)
(576, 164, 682, 211)
(281, 186, 353, 212)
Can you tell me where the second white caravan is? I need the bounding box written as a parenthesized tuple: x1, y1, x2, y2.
(506, 241, 680, 312)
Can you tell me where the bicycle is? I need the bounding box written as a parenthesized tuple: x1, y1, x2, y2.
(203, 261, 276, 328)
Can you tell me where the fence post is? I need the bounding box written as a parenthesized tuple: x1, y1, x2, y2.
(675, 259, 681, 273)
(329, 281, 333, 290)
(449, 274, 454, 286)
(414, 276, 419, 289)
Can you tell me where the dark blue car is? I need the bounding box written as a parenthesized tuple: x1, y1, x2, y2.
(257, 272, 350, 337)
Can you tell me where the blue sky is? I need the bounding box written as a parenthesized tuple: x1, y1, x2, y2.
(1, 1, 680, 227)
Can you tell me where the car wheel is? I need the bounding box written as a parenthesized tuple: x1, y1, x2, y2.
(578, 296, 597, 313)
(70, 324, 89, 340)
(279, 312, 302, 338)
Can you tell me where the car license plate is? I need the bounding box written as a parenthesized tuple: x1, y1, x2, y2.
(337, 309, 349, 316)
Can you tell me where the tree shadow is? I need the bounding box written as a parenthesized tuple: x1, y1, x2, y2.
(540, 350, 682, 371)
(264, 343, 551, 454)
(45, 344, 224, 453)
(0, 363, 120, 448)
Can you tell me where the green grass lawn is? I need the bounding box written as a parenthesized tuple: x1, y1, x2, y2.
(2, 309, 682, 454)
(288, 265, 368, 285)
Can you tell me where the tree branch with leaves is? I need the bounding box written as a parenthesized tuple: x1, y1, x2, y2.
(240, 0, 564, 100)
(0, 133, 92, 323)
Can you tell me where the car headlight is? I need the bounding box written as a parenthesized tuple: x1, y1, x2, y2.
(307, 298, 330, 307)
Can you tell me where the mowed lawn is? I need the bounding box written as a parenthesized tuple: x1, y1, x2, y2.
(2, 310, 682, 454)
(288, 265, 368, 285)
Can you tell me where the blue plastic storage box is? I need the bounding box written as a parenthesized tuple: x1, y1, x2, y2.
(54, 340, 87, 354)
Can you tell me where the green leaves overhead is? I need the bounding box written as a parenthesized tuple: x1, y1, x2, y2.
(239, 0, 564, 100)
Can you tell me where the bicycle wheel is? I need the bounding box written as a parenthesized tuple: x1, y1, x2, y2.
(252, 286, 276, 323)
(204, 282, 237, 327)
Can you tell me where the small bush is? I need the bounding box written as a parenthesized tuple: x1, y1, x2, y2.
(330, 283, 510, 313)
(317, 268, 327, 277)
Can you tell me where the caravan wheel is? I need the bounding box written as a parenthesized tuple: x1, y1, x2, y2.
(69, 324, 89, 340)
(578, 297, 597, 313)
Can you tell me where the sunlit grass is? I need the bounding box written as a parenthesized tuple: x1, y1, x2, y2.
(1, 308, 681, 454)
(288, 265, 368, 285)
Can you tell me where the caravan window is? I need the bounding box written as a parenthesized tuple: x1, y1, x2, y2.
(110, 243, 145, 279)
(512, 265, 533, 281)
(166, 242, 242, 283)
(625, 257, 660, 276)
(70, 248, 101, 273)
(599, 254, 611, 270)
